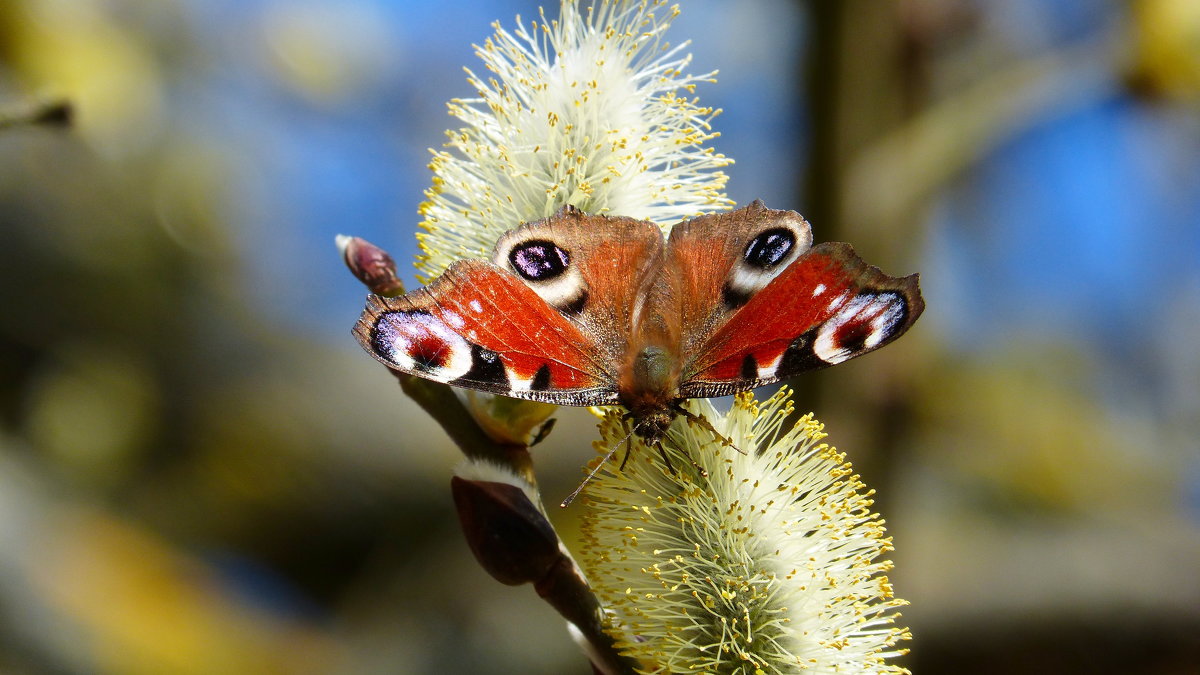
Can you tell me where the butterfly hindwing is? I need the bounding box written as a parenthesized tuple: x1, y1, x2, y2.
(678, 241, 924, 398)
(664, 200, 814, 359)
(354, 259, 619, 406)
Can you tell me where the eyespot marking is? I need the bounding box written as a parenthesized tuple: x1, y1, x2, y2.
(722, 283, 753, 310)
(456, 344, 508, 386)
(743, 228, 795, 269)
(813, 292, 908, 364)
(496, 232, 587, 314)
(560, 289, 589, 316)
(510, 239, 570, 281)
(755, 352, 784, 379)
(723, 219, 811, 306)
(777, 328, 824, 374)
(740, 354, 758, 380)
(371, 310, 473, 380)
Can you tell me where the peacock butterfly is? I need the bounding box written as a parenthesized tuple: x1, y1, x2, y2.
(354, 201, 924, 447)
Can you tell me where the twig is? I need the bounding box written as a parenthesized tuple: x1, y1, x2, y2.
(0, 98, 73, 131)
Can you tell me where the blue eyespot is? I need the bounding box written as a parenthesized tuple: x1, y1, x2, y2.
(743, 228, 794, 269)
(510, 240, 570, 281)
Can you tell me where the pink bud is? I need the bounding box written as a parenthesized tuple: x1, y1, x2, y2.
(336, 235, 405, 296)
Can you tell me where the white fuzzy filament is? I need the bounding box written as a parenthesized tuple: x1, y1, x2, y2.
(581, 390, 911, 674)
(417, 0, 732, 280)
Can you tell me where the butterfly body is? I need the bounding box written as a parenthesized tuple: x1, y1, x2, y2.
(355, 201, 924, 444)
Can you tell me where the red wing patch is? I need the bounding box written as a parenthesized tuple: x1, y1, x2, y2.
(354, 260, 619, 406)
(679, 242, 923, 397)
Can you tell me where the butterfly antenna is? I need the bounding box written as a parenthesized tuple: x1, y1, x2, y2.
(673, 404, 746, 455)
(559, 448, 616, 508)
(560, 419, 638, 508)
(618, 432, 635, 472)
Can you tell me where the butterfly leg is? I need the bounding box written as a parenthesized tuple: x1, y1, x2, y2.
(654, 442, 678, 475)
(618, 433, 636, 472)
(659, 440, 710, 479)
(671, 403, 746, 455)
(617, 412, 639, 471)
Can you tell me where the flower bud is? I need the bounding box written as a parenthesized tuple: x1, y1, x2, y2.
(450, 475, 561, 586)
(336, 235, 405, 296)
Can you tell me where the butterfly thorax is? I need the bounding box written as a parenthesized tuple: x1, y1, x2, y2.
(618, 344, 681, 444)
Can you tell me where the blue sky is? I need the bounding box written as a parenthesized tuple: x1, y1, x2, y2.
(171, 0, 1199, 400)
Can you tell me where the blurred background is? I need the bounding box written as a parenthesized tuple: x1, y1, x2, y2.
(1, 0, 1198, 673)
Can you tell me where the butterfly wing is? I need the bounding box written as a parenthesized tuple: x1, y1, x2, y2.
(355, 206, 666, 407)
(663, 200, 815, 360)
(355, 260, 619, 406)
(667, 202, 924, 398)
(490, 205, 665, 371)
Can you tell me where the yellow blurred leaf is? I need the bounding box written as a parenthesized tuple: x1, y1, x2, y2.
(11, 0, 165, 152)
(1130, 0, 1200, 99)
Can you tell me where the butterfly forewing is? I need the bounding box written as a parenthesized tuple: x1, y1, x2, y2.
(492, 206, 665, 369)
(678, 241, 924, 398)
(354, 259, 619, 406)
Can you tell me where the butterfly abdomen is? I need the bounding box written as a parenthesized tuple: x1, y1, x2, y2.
(618, 344, 679, 416)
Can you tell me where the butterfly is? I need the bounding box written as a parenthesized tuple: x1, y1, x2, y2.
(354, 200, 924, 448)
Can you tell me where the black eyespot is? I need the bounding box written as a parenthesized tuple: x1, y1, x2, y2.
(509, 239, 570, 281)
(743, 228, 795, 269)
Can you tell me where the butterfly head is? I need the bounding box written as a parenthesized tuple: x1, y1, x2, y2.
(630, 409, 675, 448)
